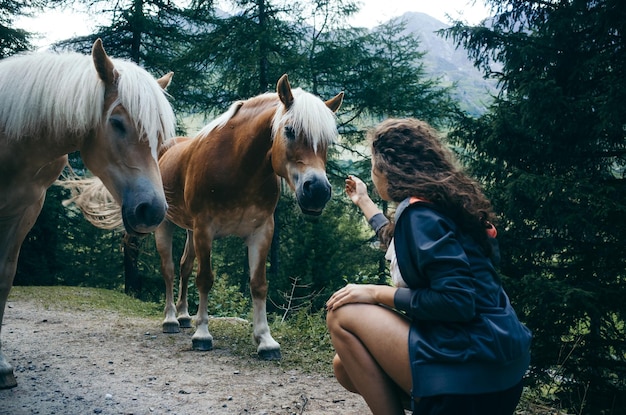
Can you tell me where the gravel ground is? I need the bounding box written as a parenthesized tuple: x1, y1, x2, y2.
(0, 294, 370, 415)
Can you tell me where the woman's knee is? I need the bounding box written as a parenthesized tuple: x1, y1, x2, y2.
(325, 303, 353, 334)
(332, 354, 359, 394)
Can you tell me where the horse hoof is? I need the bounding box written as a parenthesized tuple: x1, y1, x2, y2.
(162, 321, 180, 334)
(0, 371, 18, 389)
(258, 348, 282, 361)
(192, 338, 213, 351)
(178, 316, 192, 329)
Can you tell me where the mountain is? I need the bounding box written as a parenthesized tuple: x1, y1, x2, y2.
(392, 12, 497, 116)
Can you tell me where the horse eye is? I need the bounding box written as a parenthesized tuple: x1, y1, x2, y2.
(284, 125, 296, 140)
(109, 117, 126, 135)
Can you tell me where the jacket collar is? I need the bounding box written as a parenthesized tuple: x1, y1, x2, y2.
(394, 197, 428, 223)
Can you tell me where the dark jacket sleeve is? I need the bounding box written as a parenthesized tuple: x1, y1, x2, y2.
(392, 205, 478, 322)
(367, 212, 393, 247)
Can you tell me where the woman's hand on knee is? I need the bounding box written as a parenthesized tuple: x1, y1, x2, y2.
(326, 284, 397, 311)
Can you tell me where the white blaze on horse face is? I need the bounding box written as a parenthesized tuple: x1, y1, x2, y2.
(287, 148, 331, 215)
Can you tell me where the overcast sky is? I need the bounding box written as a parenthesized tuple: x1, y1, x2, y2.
(349, 0, 490, 28)
(17, 0, 490, 50)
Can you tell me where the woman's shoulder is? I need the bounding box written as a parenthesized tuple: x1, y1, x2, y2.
(394, 201, 459, 249)
(397, 199, 455, 229)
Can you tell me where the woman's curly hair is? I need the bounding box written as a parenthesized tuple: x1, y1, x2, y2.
(370, 118, 496, 254)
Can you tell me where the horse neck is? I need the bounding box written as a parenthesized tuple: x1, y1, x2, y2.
(8, 130, 85, 170)
(226, 100, 278, 172)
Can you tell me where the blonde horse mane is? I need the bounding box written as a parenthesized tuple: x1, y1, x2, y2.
(196, 100, 245, 139)
(196, 89, 338, 154)
(0, 50, 176, 158)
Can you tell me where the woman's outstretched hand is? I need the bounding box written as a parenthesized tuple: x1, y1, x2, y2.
(345, 174, 384, 222)
(345, 175, 370, 206)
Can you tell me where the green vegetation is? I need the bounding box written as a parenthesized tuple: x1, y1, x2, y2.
(7, 286, 335, 375)
(8, 286, 162, 318)
(444, 1, 626, 413)
(4, 1, 626, 413)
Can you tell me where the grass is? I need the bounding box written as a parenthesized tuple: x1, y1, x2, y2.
(8, 285, 162, 318)
(7, 285, 336, 376)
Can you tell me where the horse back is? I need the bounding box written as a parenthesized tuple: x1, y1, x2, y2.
(159, 125, 279, 233)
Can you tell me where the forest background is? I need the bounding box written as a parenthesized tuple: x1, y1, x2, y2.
(2, 1, 625, 414)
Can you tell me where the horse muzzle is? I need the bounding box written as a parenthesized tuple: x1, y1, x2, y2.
(295, 172, 332, 216)
(121, 181, 167, 235)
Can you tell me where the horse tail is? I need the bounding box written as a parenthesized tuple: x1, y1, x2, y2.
(56, 167, 124, 230)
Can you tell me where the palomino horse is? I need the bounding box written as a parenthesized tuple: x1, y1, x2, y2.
(156, 74, 343, 359)
(0, 39, 176, 389)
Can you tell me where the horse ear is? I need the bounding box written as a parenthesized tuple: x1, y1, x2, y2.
(157, 71, 174, 90)
(276, 74, 294, 108)
(92, 38, 118, 86)
(326, 91, 344, 113)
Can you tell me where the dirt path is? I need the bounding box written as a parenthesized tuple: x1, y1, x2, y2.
(0, 295, 369, 415)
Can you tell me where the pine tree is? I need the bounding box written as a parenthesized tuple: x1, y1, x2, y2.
(446, 1, 626, 413)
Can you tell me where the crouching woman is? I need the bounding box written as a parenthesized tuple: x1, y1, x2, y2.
(326, 118, 532, 415)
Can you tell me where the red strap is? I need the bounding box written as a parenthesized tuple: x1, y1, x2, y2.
(409, 196, 426, 204)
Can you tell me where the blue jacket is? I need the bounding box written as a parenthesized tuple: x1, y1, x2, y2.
(377, 199, 532, 399)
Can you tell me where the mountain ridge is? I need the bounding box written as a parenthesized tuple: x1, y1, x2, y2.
(392, 12, 497, 116)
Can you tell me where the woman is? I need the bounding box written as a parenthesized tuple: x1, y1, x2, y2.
(326, 118, 532, 415)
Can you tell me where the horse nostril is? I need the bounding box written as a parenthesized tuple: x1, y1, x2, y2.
(303, 180, 312, 195)
(134, 202, 149, 222)
(134, 201, 163, 227)
(302, 178, 331, 201)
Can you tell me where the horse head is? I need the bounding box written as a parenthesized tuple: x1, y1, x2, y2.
(79, 39, 175, 235)
(271, 74, 343, 216)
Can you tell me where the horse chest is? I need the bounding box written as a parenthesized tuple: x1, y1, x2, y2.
(209, 205, 273, 238)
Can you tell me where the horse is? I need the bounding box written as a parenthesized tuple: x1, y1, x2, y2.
(0, 39, 176, 389)
(155, 74, 343, 359)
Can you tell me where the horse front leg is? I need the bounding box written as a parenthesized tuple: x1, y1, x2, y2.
(190, 227, 214, 351)
(248, 219, 281, 360)
(175, 230, 195, 329)
(0, 232, 20, 389)
(0, 198, 46, 389)
(155, 219, 180, 333)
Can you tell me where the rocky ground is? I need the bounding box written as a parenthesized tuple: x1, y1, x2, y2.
(0, 294, 370, 415)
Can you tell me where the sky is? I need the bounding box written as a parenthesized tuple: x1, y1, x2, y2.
(17, 0, 491, 49)
(348, 0, 490, 28)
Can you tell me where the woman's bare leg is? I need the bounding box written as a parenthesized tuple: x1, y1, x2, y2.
(327, 303, 412, 415)
(332, 353, 358, 393)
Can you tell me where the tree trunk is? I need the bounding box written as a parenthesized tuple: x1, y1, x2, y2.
(123, 233, 141, 297)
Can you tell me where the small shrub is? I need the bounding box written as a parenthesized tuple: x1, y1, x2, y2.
(207, 276, 251, 319)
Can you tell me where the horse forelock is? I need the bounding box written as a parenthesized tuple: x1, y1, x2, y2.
(0, 51, 176, 158)
(109, 59, 177, 159)
(271, 88, 338, 153)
